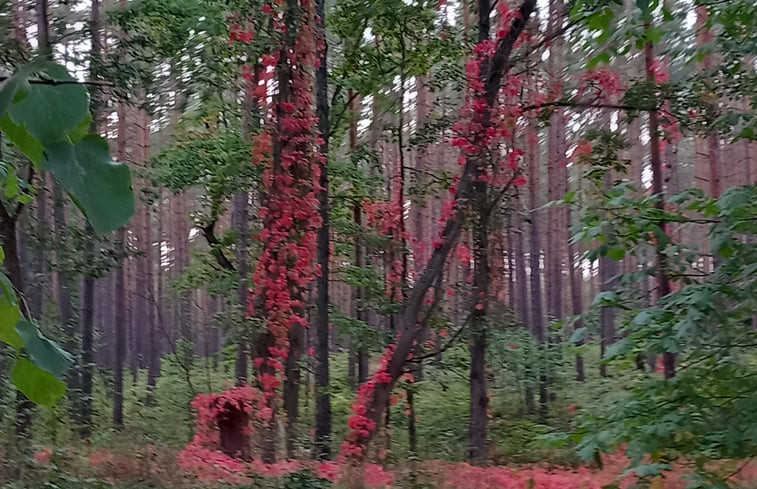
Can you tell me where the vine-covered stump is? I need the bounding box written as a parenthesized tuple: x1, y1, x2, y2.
(180, 386, 262, 464)
(217, 397, 251, 460)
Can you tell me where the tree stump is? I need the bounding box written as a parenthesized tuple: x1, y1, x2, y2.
(217, 400, 251, 461)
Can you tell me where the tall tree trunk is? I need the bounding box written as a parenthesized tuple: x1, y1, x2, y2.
(113, 82, 128, 427)
(53, 184, 78, 406)
(313, 0, 332, 460)
(598, 173, 617, 378)
(352, 93, 370, 385)
(140, 109, 158, 401)
(234, 62, 258, 387)
(79, 0, 103, 436)
(545, 0, 566, 401)
(14, 0, 54, 452)
(644, 22, 675, 380)
(233, 189, 250, 386)
(468, 0, 491, 465)
(527, 111, 548, 420)
(566, 207, 585, 381)
(0, 140, 33, 474)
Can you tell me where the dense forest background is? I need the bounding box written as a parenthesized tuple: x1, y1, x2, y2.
(0, 0, 756, 487)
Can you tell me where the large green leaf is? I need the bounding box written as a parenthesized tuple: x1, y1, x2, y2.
(0, 58, 48, 116)
(15, 320, 73, 377)
(0, 115, 44, 165)
(7, 61, 89, 144)
(0, 297, 22, 349)
(0, 74, 25, 117)
(11, 358, 67, 407)
(43, 135, 134, 234)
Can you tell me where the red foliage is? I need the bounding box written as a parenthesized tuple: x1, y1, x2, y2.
(32, 448, 52, 465)
(245, 1, 321, 426)
(174, 451, 757, 488)
(578, 68, 625, 101)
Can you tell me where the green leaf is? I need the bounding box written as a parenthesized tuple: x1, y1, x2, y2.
(636, 0, 650, 16)
(630, 463, 673, 477)
(7, 61, 90, 144)
(0, 269, 14, 299)
(4, 168, 19, 198)
(0, 296, 23, 349)
(737, 127, 755, 141)
(592, 291, 618, 306)
(0, 57, 50, 116)
(0, 246, 4, 263)
(605, 338, 630, 359)
(68, 114, 93, 143)
(570, 327, 586, 344)
(11, 358, 67, 407)
(607, 247, 626, 261)
(0, 115, 44, 165)
(43, 135, 134, 234)
(15, 320, 73, 377)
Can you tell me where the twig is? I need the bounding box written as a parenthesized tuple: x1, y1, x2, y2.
(409, 313, 473, 363)
(0, 76, 113, 86)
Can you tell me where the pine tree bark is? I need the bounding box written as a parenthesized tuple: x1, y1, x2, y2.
(313, 0, 332, 460)
(113, 75, 128, 426)
(598, 173, 617, 378)
(545, 0, 566, 402)
(527, 109, 548, 420)
(644, 22, 675, 379)
(52, 184, 78, 405)
(78, 0, 104, 436)
(468, 0, 491, 465)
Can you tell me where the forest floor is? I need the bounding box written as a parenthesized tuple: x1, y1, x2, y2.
(11, 444, 757, 489)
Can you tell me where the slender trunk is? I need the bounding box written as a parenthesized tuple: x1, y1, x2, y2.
(527, 114, 548, 420)
(79, 223, 95, 433)
(141, 110, 158, 401)
(113, 83, 128, 426)
(0, 157, 34, 469)
(598, 174, 617, 378)
(351, 92, 370, 386)
(514, 206, 535, 410)
(545, 0, 566, 402)
(233, 190, 250, 386)
(113, 225, 126, 428)
(644, 25, 675, 379)
(347, 336, 357, 391)
(77, 0, 103, 435)
(53, 185, 78, 404)
(468, 0, 491, 465)
(234, 61, 256, 386)
(566, 211, 585, 381)
(13, 0, 54, 452)
(313, 0, 332, 460)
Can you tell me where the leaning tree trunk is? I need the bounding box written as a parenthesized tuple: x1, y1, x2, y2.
(342, 0, 538, 460)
